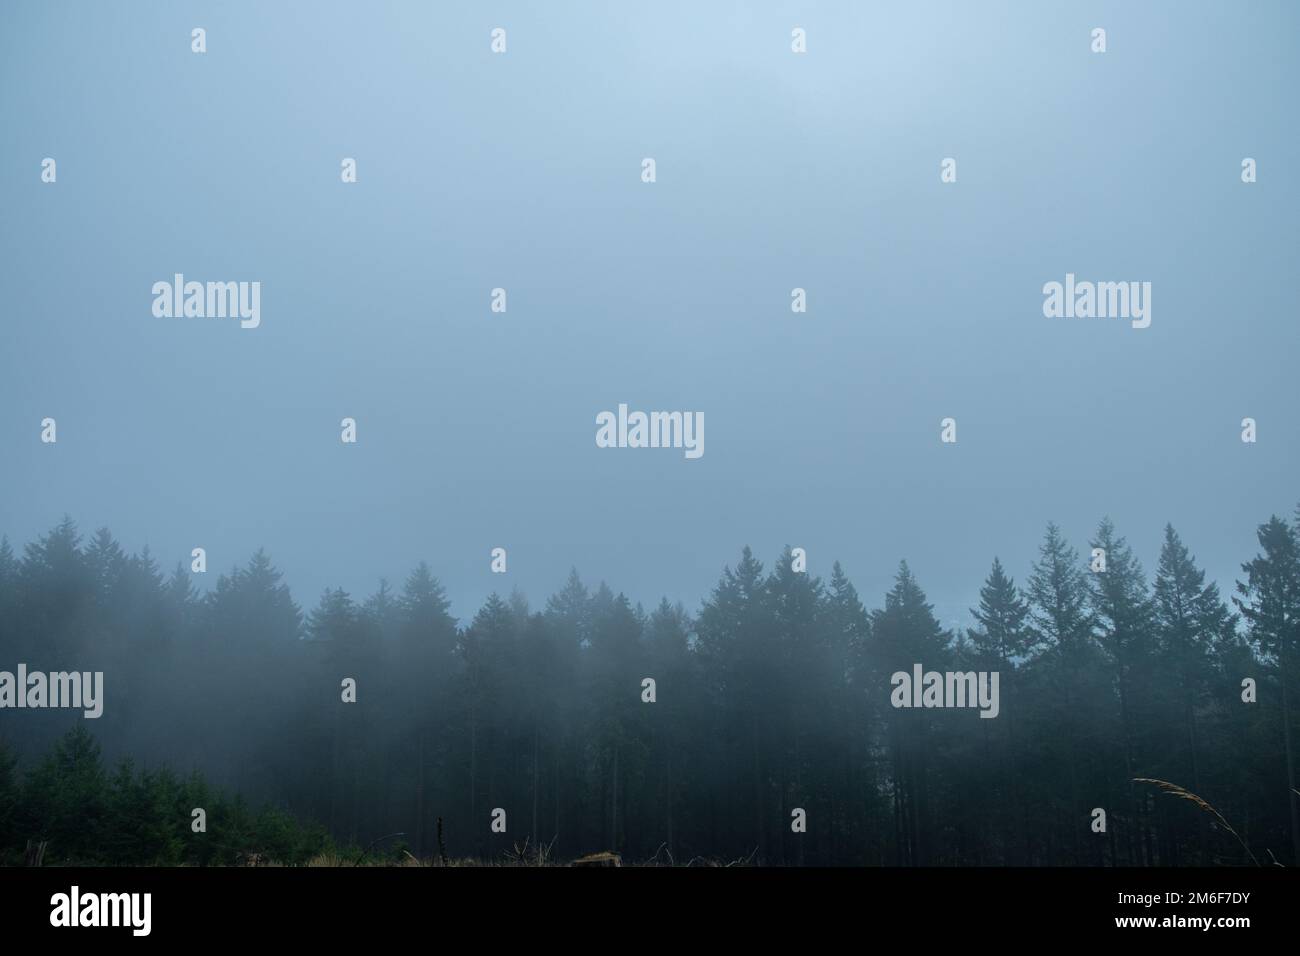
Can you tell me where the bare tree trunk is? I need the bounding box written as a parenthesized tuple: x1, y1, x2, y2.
(1281, 642, 1300, 863)
(415, 728, 425, 857)
(470, 700, 478, 857)
(532, 728, 540, 843)
(666, 743, 674, 856)
(752, 714, 765, 861)
(611, 746, 619, 850)
(329, 699, 340, 835)
(1186, 694, 1208, 863)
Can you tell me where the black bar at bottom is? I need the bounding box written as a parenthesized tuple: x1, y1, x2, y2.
(0, 866, 1286, 942)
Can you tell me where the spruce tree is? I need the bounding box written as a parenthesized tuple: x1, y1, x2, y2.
(969, 557, 1034, 666)
(1087, 518, 1157, 863)
(1153, 524, 1235, 862)
(1234, 515, 1300, 863)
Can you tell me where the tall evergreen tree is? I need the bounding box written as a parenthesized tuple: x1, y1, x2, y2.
(871, 561, 949, 864)
(969, 557, 1034, 666)
(1152, 524, 1235, 861)
(966, 557, 1033, 862)
(395, 562, 457, 856)
(1026, 524, 1093, 652)
(1087, 518, 1157, 863)
(1025, 523, 1108, 863)
(1234, 515, 1300, 863)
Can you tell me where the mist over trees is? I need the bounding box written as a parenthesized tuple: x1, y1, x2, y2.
(1, 511, 1298, 866)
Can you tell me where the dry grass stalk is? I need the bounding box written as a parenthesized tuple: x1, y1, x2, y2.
(1133, 777, 1261, 867)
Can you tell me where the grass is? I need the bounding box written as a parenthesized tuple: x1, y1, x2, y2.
(1133, 777, 1263, 866)
(266, 842, 757, 867)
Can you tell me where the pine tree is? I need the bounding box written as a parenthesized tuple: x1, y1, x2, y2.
(84, 527, 127, 611)
(1152, 524, 1235, 862)
(390, 563, 459, 854)
(587, 587, 642, 850)
(0, 536, 16, 648)
(969, 557, 1034, 666)
(20, 725, 107, 863)
(965, 557, 1033, 862)
(643, 597, 694, 856)
(0, 535, 15, 590)
(1026, 523, 1093, 653)
(1087, 518, 1157, 863)
(0, 739, 17, 861)
(1025, 523, 1105, 863)
(361, 579, 400, 642)
(827, 562, 870, 671)
(694, 547, 773, 859)
(398, 562, 456, 650)
(458, 593, 516, 855)
(546, 568, 591, 647)
(1234, 515, 1300, 863)
(306, 588, 360, 644)
(164, 560, 197, 614)
(871, 561, 950, 864)
(17, 516, 93, 663)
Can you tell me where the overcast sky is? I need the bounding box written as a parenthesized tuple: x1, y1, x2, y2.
(2, 1, 1297, 630)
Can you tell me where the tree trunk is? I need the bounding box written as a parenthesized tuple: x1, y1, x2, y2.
(532, 728, 540, 844)
(1281, 642, 1299, 863)
(415, 728, 425, 857)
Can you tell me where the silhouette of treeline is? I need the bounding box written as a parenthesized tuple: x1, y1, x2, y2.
(1, 511, 1298, 866)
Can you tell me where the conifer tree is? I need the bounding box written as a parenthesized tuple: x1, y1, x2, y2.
(871, 561, 949, 864)
(969, 557, 1034, 666)
(1234, 515, 1300, 863)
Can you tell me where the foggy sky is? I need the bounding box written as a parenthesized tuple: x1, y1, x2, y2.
(2, 0, 1297, 630)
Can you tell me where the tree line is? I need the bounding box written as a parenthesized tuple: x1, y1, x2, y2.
(0, 510, 1297, 866)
